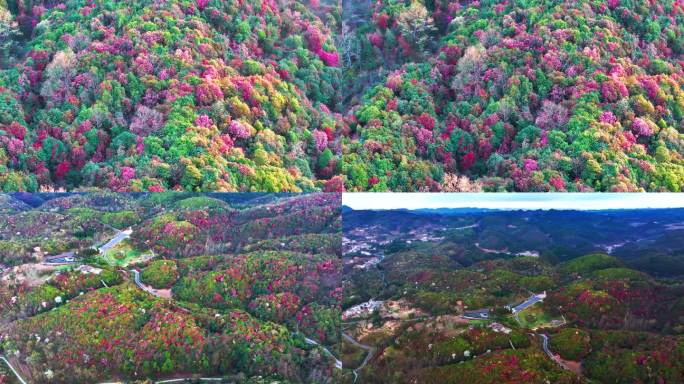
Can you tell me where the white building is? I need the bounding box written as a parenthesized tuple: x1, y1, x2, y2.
(342, 299, 383, 320)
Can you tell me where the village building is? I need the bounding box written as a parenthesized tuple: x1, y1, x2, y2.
(342, 299, 383, 320)
(462, 308, 490, 320)
(489, 322, 512, 334)
(43, 252, 77, 264)
(75, 264, 103, 275)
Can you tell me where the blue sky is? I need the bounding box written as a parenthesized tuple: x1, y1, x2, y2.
(343, 193, 684, 211)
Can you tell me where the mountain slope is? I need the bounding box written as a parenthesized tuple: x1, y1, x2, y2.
(0, 0, 343, 191)
(342, 0, 684, 191)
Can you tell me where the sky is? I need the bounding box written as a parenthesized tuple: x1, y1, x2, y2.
(342, 193, 684, 211)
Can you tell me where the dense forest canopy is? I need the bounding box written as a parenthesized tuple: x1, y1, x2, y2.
(0, 0, 343, 192)
(1, 0, 683, 191)
(342, 0, 684, 191)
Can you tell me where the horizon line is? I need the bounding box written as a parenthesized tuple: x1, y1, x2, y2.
(344, 206, 684, 212)
(342, 193, 684, 211)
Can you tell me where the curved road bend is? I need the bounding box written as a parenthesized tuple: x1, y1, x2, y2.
(304, 337, 343, 370)
(131, 269, 143, 287)
(342, 332, 375, 383)
(538, 334, 570, 371)
(129, 269, 162, 298)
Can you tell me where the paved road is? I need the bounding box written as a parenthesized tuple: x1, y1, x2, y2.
(98, 229, 132, 253)
(540, 334, 551, 356)
(538, 334, 570, 371)
(454, 223, 480, 230)
(129, 269, 164, 298)
(131, 269, 142, 286)
(0, 355, 28, 384)
(154, 378, 223, 383)
(304, 337, 343, 370)
(126, 270, 192, 315)
(102, 376, 224, 383)
(342, 332, 375, 383)
(510, 292, 546, 313)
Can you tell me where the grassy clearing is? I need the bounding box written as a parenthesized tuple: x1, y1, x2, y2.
(466, 319, 491, 327)
(505, 306, 560, 330)
(98, 241, 150, 267)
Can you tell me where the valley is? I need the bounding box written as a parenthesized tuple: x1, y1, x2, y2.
(0, 192, 342, 384)
(340, 205, 684, 383)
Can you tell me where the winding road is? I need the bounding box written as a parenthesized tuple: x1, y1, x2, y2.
(342, 332, 374, 383)
(540, 334, 551, 356)
(304, 337, 343, 370)
(131, 269, 143, 287)
(538, 334, 570, 371)
(129, 269, 166, 299)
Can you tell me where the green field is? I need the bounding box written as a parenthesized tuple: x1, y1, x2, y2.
(506, 306, 561, 330)
(466, 319, 491, 327)
(98, 241, 152, 267)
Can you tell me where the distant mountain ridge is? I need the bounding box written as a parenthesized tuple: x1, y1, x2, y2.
(343, 206, 684, 213)
(344, 206, 684, 277)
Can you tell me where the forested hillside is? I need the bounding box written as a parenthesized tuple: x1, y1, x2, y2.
(0, 193, 342, 383)
(342, 206, 684, 383)
(1, 0, 684, 191)
(0, 0, 343, 192)
(342, 0, 684, 191)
